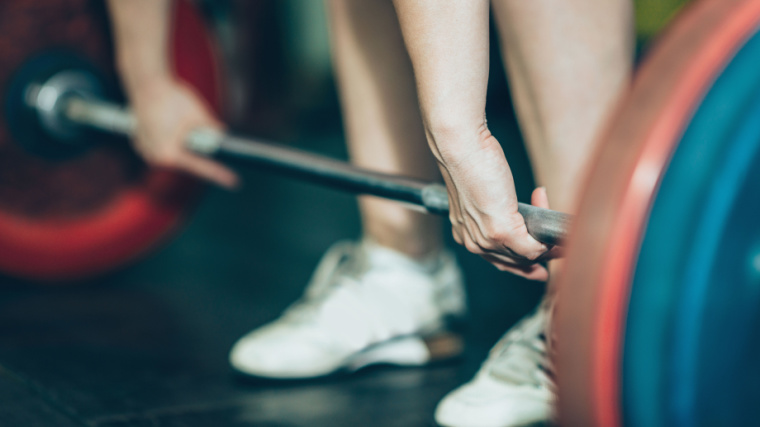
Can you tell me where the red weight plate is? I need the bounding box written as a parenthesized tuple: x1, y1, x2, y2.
(555, 0, 760, 425)
(0, 0, 223, 282)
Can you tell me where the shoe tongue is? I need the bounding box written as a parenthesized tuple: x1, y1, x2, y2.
(361, 239, 441, 273)
(483, 304, 552, 386)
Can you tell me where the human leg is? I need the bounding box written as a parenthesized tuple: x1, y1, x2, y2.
(492, 0, 634, 214)
(329, 0, 443, 258)
(229, 0, 466, 379)
(436, 1, 634, 426)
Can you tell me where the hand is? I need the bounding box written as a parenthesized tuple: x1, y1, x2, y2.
(128, 76, 239, 188)
(436, 128, 552, 280)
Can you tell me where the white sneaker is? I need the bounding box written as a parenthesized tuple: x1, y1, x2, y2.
(229, 239, 467, 379)
(435, 297, 555, 427)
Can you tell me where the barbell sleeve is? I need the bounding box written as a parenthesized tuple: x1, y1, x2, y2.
(64, 96, 572, 245)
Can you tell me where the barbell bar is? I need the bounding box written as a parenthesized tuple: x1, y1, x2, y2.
(30, 71, 572, 246)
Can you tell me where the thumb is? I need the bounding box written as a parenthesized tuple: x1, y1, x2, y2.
(531, 186, 565, 261)
(531, 186, 550, 209)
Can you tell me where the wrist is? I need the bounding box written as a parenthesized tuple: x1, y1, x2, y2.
(119, 70, 174, 106)
(424, 117, 495, 165)
(116, 49, 172, 95)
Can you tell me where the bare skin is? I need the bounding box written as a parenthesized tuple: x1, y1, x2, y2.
(108, 0, 633, 278)
(109, 0, 438, 258)
(327, 1, 443, 258)
(492, 0, 634, 215)
(392, 0, 633, 279)
(493, 0, 634, 282)
(393, 0, 551, 279)
(106, 0, 238, 189)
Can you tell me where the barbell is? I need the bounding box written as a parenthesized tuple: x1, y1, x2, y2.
(46, 81, 571, 243)
(0, 0, 569, 283)
(1, 0, 759, 426)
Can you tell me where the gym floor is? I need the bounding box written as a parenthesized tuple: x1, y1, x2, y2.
(0, 116, 546, 426)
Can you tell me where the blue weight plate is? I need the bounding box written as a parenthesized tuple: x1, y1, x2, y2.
(623, 27, 760, 427)
(670, 73, 760, 426)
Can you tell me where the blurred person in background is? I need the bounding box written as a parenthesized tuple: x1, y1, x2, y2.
(106, 1, 632, 426)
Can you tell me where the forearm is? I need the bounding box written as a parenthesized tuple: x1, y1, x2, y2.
(392, 0, 492, 162)
(106, 0, 173, 93)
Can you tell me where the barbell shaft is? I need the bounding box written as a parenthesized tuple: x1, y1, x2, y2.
(64, 96, 572, 245)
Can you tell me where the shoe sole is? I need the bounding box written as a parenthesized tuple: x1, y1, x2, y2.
(233, 331, 464, 382)
(346, 332, 464, 372)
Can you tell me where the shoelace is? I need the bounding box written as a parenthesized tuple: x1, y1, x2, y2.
(485, 303, 556, 391)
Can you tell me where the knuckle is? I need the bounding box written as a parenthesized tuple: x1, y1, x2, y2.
(504, 213, 529, 234)
(483, 227, 512, 249)
(482, 216, 520, 243)
(463, 239, 481, 254)
(525, 250, 544, 262)
(449, 214, 464, 226)
(451, 228, 463, 245)
(474, 234, 496, 251)
(481, 217, 546, 262)
(154, 147, 179, 165)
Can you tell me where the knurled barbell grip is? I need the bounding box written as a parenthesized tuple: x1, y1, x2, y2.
(64, 97, 572, 245)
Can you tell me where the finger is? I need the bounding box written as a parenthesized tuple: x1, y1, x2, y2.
(463, 207, 546, 263)
(496, 215, 548, 261)
(480, 249, 535, 267)
(175, 151, 240, 189)
(528, 187, 560, 260)
(531, 186, 550, 209)
(536, 245, 564, 262)
(481, 254, 549, 281)
(460, 232, 485, 256)
(511, 264, 549, 281)
(451, 225, 464, 245)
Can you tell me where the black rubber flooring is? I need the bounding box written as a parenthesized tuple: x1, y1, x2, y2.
(0, 129, 545, 426)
